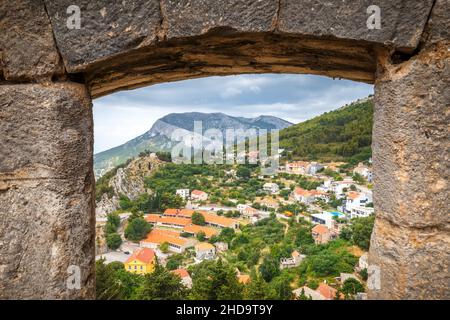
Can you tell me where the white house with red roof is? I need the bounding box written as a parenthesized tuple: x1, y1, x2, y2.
(171, 268, 192, 289)
(191, 190, 208, 202)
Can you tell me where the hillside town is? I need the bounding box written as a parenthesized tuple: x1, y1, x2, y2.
(96, 156, 374, 300)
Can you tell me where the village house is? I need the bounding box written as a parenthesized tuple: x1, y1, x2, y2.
(263, 182, 279, 194)
(171, 269, 193, 289)
(331, 180, 355, 197)
(311, 224, 332, 244)
(260, 197, 279, 210)
(285, 161, 310, 174)
(307, 162, 324, 175)
(176, 189, 190, 200)
(311, 211, 345, 228)
(353, 162, 373, 182)
(280, 250, 305, 269)
(124, 248, 156, 275)
(316, 282, 340, 300)
(214, 242, 229, 253)
(349, 205, 374, 219)
(293, 282, 342, 300)
(237, 204, 250, 212)
(292, 286, 325, 300)
(293, 187, 315, 203)
(195, 242, 216, 262)
(140, 229, 195, 253)
(317, 179, 333, 193)
(293, 187, 328, 203)
(344, 191, 372, 214)
(242, 206, 259, 219)
(191, 190, 208, 202)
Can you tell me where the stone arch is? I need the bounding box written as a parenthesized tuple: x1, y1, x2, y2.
(0, 0, 448, 299)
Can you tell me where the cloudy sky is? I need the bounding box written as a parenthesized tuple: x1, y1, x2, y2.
(93, 74, 373, 154)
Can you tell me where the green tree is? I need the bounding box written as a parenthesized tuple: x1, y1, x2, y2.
(124, 218, 152, 242)
(190, 260, 243, 300)
(104, 212, 121, 234)
(95, 259, 124, 300)
(296, 288, 312, 300)
(192, 212, 206, 226)
(237, 166, 251, 180)
(106, 233, 122, 250)
(259, 255, 280, 282)
(359, 268, 368, 281)
(244, 271, 275, 300)
(133, 264, 188, 300)
(166, 254, 184, 271)
(270, 275, 293, 300)
(340, 278, 365, 299)
(196, 231, 206, 242)
(351, 216, 374, 250)
(160, 242, 169, 254)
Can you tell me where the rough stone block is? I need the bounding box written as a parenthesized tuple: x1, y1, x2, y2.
(372, 43, 449, 228)
(368, 218, 450, 299)
(423, 0, 450, 45)
(0, 83, 94, 299)
(44, 0, 161, 72)
(161, 0, 278, 38)
(278, 0, 435, 52)
(0, 83, 93, 180)
(0, 0, 62, 81)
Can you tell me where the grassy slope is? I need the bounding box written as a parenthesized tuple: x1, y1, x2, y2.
(279, 97, 374, 164)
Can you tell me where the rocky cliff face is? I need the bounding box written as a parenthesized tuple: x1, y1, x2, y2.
(95, 153, 163, 218)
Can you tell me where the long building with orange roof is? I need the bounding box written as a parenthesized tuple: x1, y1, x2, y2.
(202, 212, 239, 229)
(140, 229, 196, 253)
(183, 224, 219, 239)
(163, 208, 195, 219)
(145, 214, 191, 228)
(161, 209, 239, 229)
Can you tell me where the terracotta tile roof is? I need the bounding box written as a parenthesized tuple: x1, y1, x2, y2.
(347, 191, 362, 200)
(244, 207, 259, 213)
(202, 212, 238, 228)
(294, 187, 312, 197)
(145, 215, 191, 227)
(125, 248, 155, 264)
(183, 224, 219, 238)
(163, 208, 194, 218)
(312, 224, 329, 235)
(192, 190, 207, 196)
(238, 274, 250, 284)
(287, 161, 309, 168)
(195, 242, 215, 251)
(141, 229, 189, 247)
(171, 268, 190, 279)
(316, 283, 337, 300)
(292, 250, 300, 258)
(145, 214, 160, 223)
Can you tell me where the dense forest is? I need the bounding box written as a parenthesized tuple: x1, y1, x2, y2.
(279, 97, 373, 164)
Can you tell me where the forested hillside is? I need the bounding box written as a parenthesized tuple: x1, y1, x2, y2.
(279, 97, 373, 164)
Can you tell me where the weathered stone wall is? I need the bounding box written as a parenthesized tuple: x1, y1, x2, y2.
(0, 83, 95, 299)
(368, 0, 450, 299)
(370, 42, 450, 299)
(0, 0, 448, 300)
(41, 0, 434, 98)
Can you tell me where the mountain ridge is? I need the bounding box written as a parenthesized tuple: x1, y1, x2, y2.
(94, 112, 292, 177)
